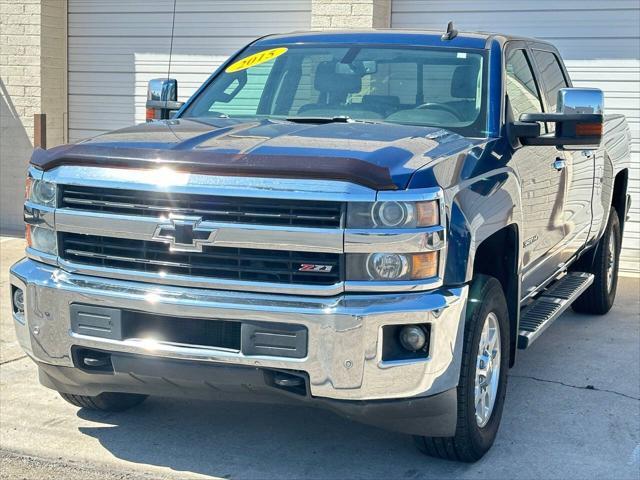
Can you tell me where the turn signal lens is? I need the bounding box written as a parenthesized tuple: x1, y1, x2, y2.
(416, 201, 439, 227)
(576, 123, 602, 137)
(410, 252, 438, 279)
(25, 176, 33, 200)
(25, 224, 32, 247)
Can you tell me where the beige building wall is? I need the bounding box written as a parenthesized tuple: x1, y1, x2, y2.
(311, 0, 391, 28)
(0, 0, 66, 234)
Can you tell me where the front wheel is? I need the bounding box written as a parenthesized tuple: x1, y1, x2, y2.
(415, 275, 510, 462)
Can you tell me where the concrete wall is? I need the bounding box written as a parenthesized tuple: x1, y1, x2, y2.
(311, 0, 391, 28)
(0, 0, 66, 234)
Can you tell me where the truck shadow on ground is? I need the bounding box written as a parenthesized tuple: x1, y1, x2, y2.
(76, 396, 464, 479)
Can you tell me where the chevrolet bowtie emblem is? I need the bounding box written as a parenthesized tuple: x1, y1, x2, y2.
(152, 216, 218, 252)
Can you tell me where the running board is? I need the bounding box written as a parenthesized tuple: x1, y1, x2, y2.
(518, 272, 594, 349)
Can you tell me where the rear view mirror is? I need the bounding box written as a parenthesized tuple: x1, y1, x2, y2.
(361, 60, 378, 74)
(335, 60, 377, 76)
(146, 78, 184, 121)
(513, 88, 604, 149)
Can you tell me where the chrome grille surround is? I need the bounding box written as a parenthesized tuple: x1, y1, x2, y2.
(26, 165, 447, 296)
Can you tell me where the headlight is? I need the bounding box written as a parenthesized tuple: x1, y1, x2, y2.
(347, 252, 438, 281)
(27, 225, 57, 255)
(347, 200, 439, 229)
(367, 253, 410, 280)
(29, 179, 57, 207)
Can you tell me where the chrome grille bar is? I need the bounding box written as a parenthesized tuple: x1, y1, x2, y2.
(60, 185, 344, 228)
(60, 233, 343, 286)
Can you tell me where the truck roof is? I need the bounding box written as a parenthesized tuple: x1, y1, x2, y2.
(254, 29, 545, 51)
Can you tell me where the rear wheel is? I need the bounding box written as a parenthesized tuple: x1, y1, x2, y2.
(572, 207, 621, 315)
(414, 275, 510, 462)
(59, 392, 147, 412)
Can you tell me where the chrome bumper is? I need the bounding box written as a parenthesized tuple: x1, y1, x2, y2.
(10, 258, 468, 401)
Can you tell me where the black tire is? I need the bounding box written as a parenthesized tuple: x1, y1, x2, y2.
(414, 275, 510, 462)
(59, 392, 147, 412)
(572, 207, 621, 315)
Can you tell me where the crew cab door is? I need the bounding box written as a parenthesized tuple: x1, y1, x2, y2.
(530, 46, 594, 263)
(504, 43, 567, 297)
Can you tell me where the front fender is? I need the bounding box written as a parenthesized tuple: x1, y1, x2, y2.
(444, 168, 523, 285)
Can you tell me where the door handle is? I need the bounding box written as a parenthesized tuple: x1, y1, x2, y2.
(553, 158, 566, 171)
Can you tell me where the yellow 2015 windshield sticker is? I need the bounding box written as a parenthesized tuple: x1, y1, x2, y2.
(225, 47, 288, 73)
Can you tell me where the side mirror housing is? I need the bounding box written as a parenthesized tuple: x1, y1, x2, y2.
(511, 88, 604, 149)
(146, 78, 184, 121)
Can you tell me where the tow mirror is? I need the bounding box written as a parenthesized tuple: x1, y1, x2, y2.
(513, 88, 604, 149)
(146, 78, 184, 121)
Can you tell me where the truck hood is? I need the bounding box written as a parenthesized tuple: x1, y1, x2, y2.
(31, 118, 479, 190)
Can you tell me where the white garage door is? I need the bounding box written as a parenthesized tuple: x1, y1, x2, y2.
(392, 0, 640, 273)
(68, 0, 311, 141)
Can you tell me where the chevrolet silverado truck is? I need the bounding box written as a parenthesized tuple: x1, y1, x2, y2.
(10, 28, 632, 462)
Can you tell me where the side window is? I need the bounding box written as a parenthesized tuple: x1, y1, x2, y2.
(532, 50, 569, 114)
(505, 49, 544, 122)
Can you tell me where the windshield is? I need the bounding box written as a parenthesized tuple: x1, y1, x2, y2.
(182, 45, 488, 136)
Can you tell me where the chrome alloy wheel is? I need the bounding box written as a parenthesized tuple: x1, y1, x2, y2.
(475, 312, 501, 428)
(606, 233, 616, 293)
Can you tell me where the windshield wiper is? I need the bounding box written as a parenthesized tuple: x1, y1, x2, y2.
(285, 115, 379, 125)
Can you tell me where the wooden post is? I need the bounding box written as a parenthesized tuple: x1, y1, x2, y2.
(34, 113, 47, 149)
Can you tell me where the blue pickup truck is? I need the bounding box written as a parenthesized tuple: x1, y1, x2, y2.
(11, 27, 632, 461)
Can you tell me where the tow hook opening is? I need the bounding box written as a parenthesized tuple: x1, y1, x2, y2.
(72, 347, 114, 373)
(264, 370, 308, 396)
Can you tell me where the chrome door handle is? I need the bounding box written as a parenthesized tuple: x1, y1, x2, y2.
(553, 158, 566, 171)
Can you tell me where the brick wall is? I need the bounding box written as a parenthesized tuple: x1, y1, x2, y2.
(311, 0, 391, 29)
(0, 0, 66, 234)
(41, 0, 66, 148)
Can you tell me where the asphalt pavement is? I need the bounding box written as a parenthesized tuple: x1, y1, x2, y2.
(1, 236, 639, 479)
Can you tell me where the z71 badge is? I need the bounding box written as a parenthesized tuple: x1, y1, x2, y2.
(298, 264, 334, 273)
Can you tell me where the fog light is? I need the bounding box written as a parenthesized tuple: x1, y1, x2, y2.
(12, 288, 25, 315)
(399, 325, 427, 352)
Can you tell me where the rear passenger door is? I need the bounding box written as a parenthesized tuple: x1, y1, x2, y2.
(504, 43, 568, 297)
(530, 46, 595, 262)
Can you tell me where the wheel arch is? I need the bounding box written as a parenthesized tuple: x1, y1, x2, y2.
(471, 225, 521, 367)
(612, 168, 629, 235)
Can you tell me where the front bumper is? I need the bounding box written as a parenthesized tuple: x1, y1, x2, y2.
(10, 258, 468, 402)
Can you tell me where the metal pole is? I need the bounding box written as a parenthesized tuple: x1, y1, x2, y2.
(34, 113, 46, 149)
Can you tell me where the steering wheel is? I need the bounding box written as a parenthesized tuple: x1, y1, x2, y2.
(416, 102, 462, 120)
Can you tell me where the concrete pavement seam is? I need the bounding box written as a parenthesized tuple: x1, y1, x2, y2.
(509, 373, 640, 401)
(0, 355, 27, 366)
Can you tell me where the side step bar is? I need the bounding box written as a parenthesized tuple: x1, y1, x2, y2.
(518, 272, 594, 349)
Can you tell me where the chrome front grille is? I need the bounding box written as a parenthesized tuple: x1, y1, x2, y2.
(60, 185, 344, 228)
(28, 166, 445, 296)
(59, 233, 343, 286)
